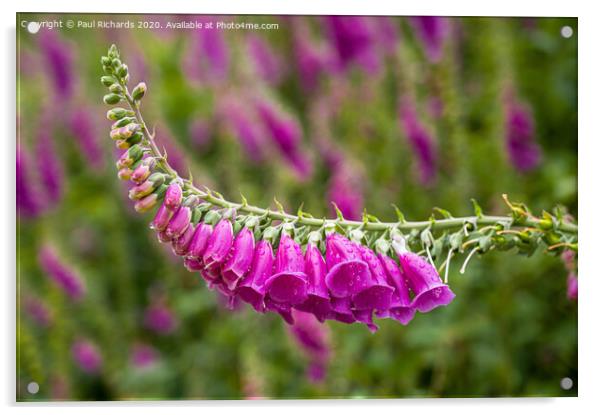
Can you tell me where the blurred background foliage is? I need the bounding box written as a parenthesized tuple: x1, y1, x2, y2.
(16, 13, 577, 400)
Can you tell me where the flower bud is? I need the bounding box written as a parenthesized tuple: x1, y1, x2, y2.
(116, 145, 144, 168)
(135, 193, 158, 213)
(117, 167, 132, 181)
(151, 203, 173, 232)
(112, 117, 136, 129)
(101, 75, 115, 86)
(173, 224, 196, 256)
(164, 183, 183, 211)
(107, 108, 133, 120)
(203, 210, 221, 225)
(165, 206, 192, 239)
(111, 58, 122, 69)
(109, 84, 123, 94)
(131, 159, 155, 184)
(101, 56, 111, 66)
(128, 174, 164, 200)
(115, 139, 131, 150)
(126, 132, 144, 146)
(117, 64, 128, 78)
(132, 82, 147, 101)
(103, 93, 122, 105)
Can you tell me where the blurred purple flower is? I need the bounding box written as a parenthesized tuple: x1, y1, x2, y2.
(154, 128, 187, 177)
(247, 34, 284, 84)
(130, 343, 159, 369)
(398, 98, 438, 185)
(409, 16, 450, 63)
(69, 108, 104, 169)
(219, 99, 265, 162)
(255, 96, 312, 180)
(38, 245, 85, 300)
(327, 168, 363, 221)
(144, 302, 177, 335)
(36, 125, 64, 205)
(373, 17, 400, 57)
(196, 19, 230, 82)
(38, 30, 74, 99)
(23, 296, 52, 327)
(504, 97, 542, 173)
(16, 147, 40, 218)
(288, 309, 331, 383)
(323, 16, 381, 74)
(71, 339, 102, 374)
(189, 119, 213, 151)
(293, 28, 329, 90)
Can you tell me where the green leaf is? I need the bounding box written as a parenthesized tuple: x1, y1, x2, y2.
(471, 198, 483, 218)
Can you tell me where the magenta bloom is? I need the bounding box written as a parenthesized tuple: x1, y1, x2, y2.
(16, 147, 40, 218)
(324, 233, 371, 298)
(567, 273, 578, 301)
(265, 234, 309, 305)
(353, 245, 394, 311)
(69, 109, 103, 169)
(164, 206, 191, 239)
(222, 227, 255, 290)
(144, 303, 177, 334)
(323, 16, 381, 74)
(409, 16, 450, 63)
(255, 97, 312, 180)
(38, 245, 85, 300)
(72, 339, 102, 374)
(505, 99, 542, 172)
(378, 254, 416, 325)
(247, 34, 283, 84)
(39, 30, 74, 99)
(187, 222, 213, 260)
(398, 251, 455, 313)
(131, 343, 159, 369)
(398, 98, 437, 185)
(172, 223, 195, 256)
(237, 240, 274, 312)
(295, 242, 332, 322)
(202, 219, 234, 280)
(293, 30, 328, 90)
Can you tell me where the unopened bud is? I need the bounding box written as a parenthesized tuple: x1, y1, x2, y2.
(117, 168, 132, 181)
(101, 56, 111, 66)
(132, 82, 147, 101)
(134, 193, 158, 213)
(203, 210, 221, 225)
(115, 139, 130, 150)
(126, 132, 143, 146)
(111, 117, 136, 129)
(106, 108, 133, 120)
(111, 58, 122, 69)
(101, 75, 115, 86)
(117, 64, 128, 78)
(109, 84, 123, 94)
(103, 94, 122, 105)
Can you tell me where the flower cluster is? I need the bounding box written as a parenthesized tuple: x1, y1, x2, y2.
(133, 179, 455, 331)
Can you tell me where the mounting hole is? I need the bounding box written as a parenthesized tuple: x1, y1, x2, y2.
(27, 382, 39, 394)
(560, 26, 573, 39)
(560, 377, 573, 390)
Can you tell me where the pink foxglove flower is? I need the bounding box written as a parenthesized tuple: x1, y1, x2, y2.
(237, 240, 274, 312)
(202, 219, 234, 282)
(69, 109, 103, 169)
(324, 233, 371, 298)
(36, 126, 64, 206)
(221, 227, 255, 291)
(295, 242, 332, 322)
(378, 254, 416, 325)
(265, 234, 309, 306)
(144, 302, 177, 335)
(397, 251, 455, 313)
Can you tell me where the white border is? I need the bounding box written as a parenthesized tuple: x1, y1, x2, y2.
(3, 1, 600, 414)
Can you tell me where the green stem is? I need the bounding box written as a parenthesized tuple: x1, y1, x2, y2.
(119, 82, 578, 236)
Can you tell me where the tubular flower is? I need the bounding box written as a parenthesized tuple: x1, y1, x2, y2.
(151, 203, 174, 232)
(378, 254, 416, 325)
(353, 245, 394, 311)
(187, 222, 213, 260)
(295, 241, 332, 322)
(222, 227, 255, 290)
(265, 233, 309, 306)
(324, 233, 371, 298)
(163, 182, 183, 211)
(397, 251, 455, 313)
(237, 240, 274, 312)
(164, 206, 192, 239)
(202, 219, 234, 281)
